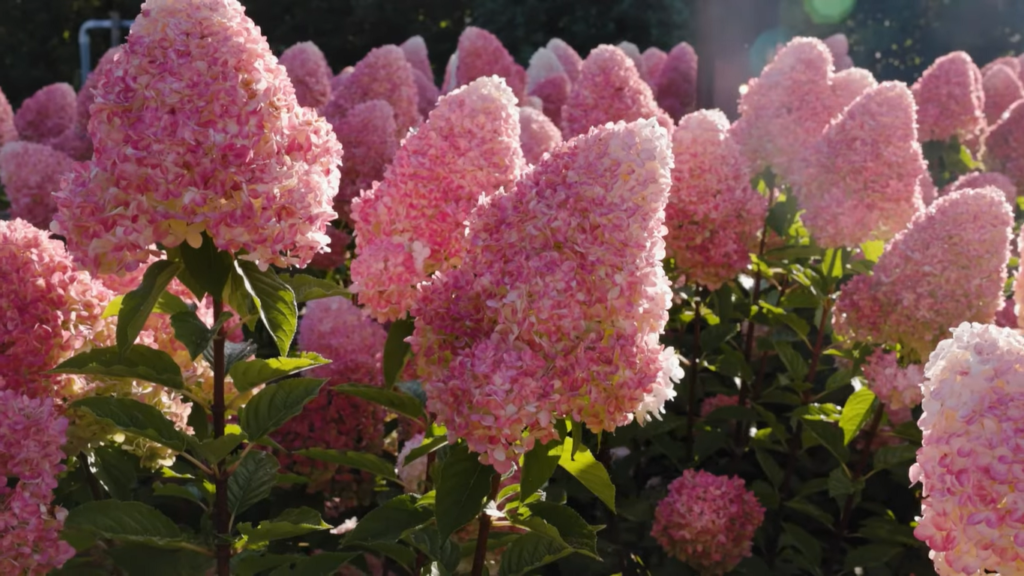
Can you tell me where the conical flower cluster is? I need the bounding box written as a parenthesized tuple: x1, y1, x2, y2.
(0, 141, 75, 229)
(654, 42, 698, 121)
(324, 45, 421, 138)
(518, 106, 562, 164)
(279, 41, 333, 109)
(447, 27, 526, 100)
(14, 83, 76, 144)
(982, 63, 1023, 125)
(911, 51, 985, 143)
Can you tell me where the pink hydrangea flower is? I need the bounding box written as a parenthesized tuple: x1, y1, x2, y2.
(331, 67, 353, 94)
(642, 47, 668, 88)
(331, 99, 399, 221)
(546, 38, 583, 84)
(309, 225, 351, 271)
(861, 349, 923, 424)
(396, 433, 428, 494)
(652, 469, 765, 575)
(76, 47, 121, 132)
(665, 109, 766, 288)
(518, 106, 562, 165)
(47, 126, 93, 161)
(0, 387, 75, 575)
(833, 188, 1012, 359)
(654, 42, 698, 121)
(411, 68, 441, 118)
(983, 100, 1024, 195)
(912, 51, 985, 143)
(994, 296, 1017, 329)
(52, 0, 343, 275)
(350, 76, 524, 322)
(411, 119, 682, 472)
(324, 45, 421, 139)
(617, 42, 648, 82)
(279, 41, 333, 110)
(0, 142, 75, 229)
(982, 64, 1023, 125)
(278, 296, 387, 511)
(13, 83, 76, 144)
(400, 35, 433, 80)
(527, 47, 572, 126)
(830, 67, 878, 108)
(449, 27, 527, 100)
(700, 394, 739, 417)
(791, 81, 926, 248)
(0, 86, 19, 145)
(982, 55, 1021, 78)
(823, 33, 853, 71)
(0, 219, 110, 400)
(911, 322, 1024, 575)
(561, 45, 673, 139)
(942, 171, 1016, 205)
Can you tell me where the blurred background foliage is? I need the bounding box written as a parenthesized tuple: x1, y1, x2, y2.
(2, 0, 1024, 112)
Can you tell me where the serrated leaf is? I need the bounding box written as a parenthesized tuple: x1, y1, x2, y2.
(344, 495, 433, 545)
(117, 260, 183, 354)
(229, 353, 329, 393)
(383, 318, 414, 390)
(783, 498, 834, 527)
(525, 502, 600, 558)
(828, 466, 858, 502)
(238, 507, 330, 545)
(229, 451, 280, 519)
(234, 553, 306, 576)
(52, 345, 184, 390)
(519, 439, 562, 503)
(268, 553, 358, 576)
(197, 433, 245, 464)
(403, 435, 448, 465)
(435, 444, 497, 540)
(187, 401, 210, 442)
(233, 261, 297, 356)
(178, 233, 233, 299)
(92, 446, 138, 500)
(839, 388, 877, 445)
(406, 527, 460, 574)
(206, 340, 258, 373)
(860, 240, 885, 263)
(295, 448, 398, 482)
(558, 434, 615, 512)
(774, 341, 808, 383)
(104, 291, 188, 319)
(700, 322, 739, 354)
(844, 543, 903, 570)
(70, 396, 188, 452)
(874, 444, 918, 470)
(822, 248, 844, 279)
(825, 368, 853, 391)
(241, 378, 325, 441)
(498, 532, 574, 576)
(803, 418, 849, 463)
(781, 522, 822, 568)
(65, 501, 184, 547)
(280, 274, 349, 303)
(153, 482, 208, 507)
(170, 310, 232, 361)
(755, 448, 783, 488)
(333, 383, 425, 420)
(107, 545, 214, 576)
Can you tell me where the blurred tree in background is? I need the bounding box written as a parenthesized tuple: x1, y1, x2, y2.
(2, 0, 1024, 109)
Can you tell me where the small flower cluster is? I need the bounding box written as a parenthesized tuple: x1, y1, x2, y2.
(445, 27, 527, 100)
(981, 63, 1023, 125)
(861, 349, 923, 425)
(652, 469, 765, 575)
(0, 141, 75, 229)
(911, 51, 985, 143)
(983, 100, 1024, 195)
(653, 42, 698, 121)
(700, 394, 739, 418)
(13, 83, 76, 144)
(942, 170, 1017, 205)
(324, 45, 421, 138)
(279, 41, 334, 110)
(401, 36, 440, 118)
(331, 99, 399, 221)
(518, 106, 562, 164)
(0, 86, 18, 145)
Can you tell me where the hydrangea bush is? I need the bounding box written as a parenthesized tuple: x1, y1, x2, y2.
(2, 3, 1024, 575)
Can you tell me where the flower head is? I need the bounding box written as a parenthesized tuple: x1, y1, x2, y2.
(52, 0, 343, 275)
(983, 100, 1024, 195)
(412, 119, 681, 471)
(912, 51, 985, 143)
(527, 47, 572, 126)
(400, 36, 433, 80)
(665, 109, 766, 288)
(77, 47, 122, 132)
(700, 394, 739, 418)
(823, 33, 853, 71)
(518, 106, 563, 165)
(546, 38, 583, 84)
(652, 470, 765, 575)
(642, 47, 668, 88)
(561, 45, 673, 139)
(0, 86, 19, 145)
(862, 349, 923, 424)
(791, 82, 926, 247)
(331, 99, 399, 221)
(911, 322, 1024, 575)
(324, 45, 421, 139)
(279, 41, 333, 110)
(14, 83, 76, 144)
(942, 171, 1016, 205)
(982, 63, 1023, 125)
(350, 76, 524, 321)
(833, 188, 1012, 359)
(0, 142, 75, 229)
(617, 42, 648, 82)
(654, 42, 698, 121)
(449, 27, 527, 100)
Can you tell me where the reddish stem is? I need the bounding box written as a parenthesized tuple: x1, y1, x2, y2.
(470, 475, 501, 576)
(212, 298, 230, 576)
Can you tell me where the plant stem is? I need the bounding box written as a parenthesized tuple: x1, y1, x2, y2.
(836, 402, 886, 543)
(685, 298, 702, 463)
(742, 186, 777, 364)
(470, 474, 501, 576)
(211, 298, 230, 576)
(806, 298, 833, 392)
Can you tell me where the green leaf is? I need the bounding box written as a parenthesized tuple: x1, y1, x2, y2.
(105, 291, 190, 319)
(700, 322, 739, 354)
(107, 545, 214, 576)
(52, 345, 184, 390)
(92, 446, 138, 500)
(178, 233, 233, 300)
(828, 466, 862, 505)
(70, 396, 188, 452)
(383, 318, 415, 390)
(558, 434, 615, 512)
(295, 448, 399, 482)
(844, 543, 903, 570)
(233, 261, 298, 356)
(344, 495, 433, 545)
(525, 501, 600, 558)
(117, 260, 183, 354)
(774, 341, 808, 383)
(519, 439, 562, 503)
(755, 448, 783, 488)
(197, 433, 245, 464)
(435, 444, 497, 541)
(229, 353, 329, 393)
(333, 383, 425, 420)
(153, 482, 208, 507)
(187, 402, 210, 442)
(229, 451, 280, 519)
(825, 368, 853, 391)
(170, 310, 232, 361)
(240, 378, 325, 441)
(280, 274, 349, 303)
(268, 553, 358, 576)
(874, 444, 918, 470)
(860, 240, 885, 263)
(238, 507, 330, 545)
(208, 340, 258, 375)
(356, 542, 417, 570)
(781, 522, 822, 568)
(839, 388, 877, 445)
(498, 532, 575, 576)
(65, 500, 184, 548)
(803, 418, 849, 463)
(823, 248, 844, 279)
(406, 527, 460, 574)
(783, 498, 834, 527)
(404, 435, 448, 465)
(234, 554, 306, 576)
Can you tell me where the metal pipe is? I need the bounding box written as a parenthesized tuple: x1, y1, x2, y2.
(78, 18, 134, 84)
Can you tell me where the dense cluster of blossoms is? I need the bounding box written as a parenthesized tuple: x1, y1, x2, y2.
(0, 141, 75, 229)
(561, 45, 673, 139)
(52, 0, 343, 275)
(665, 109, 766, 288)
(912, 322, 1024, 575)
(278, 296, 387, 511)
(824, 33, 853, 71)
(411, 119, 682, 471)
(654, 41, 698, 121)
(400, 36, 440, 118)
(942, 170, 1017, 205)
(331, 99, 399, 220)
(518, 106, 563, 164)
(911, 51, 985, 143)
(350, 76, 524, 321)
(700, 393, 739, 418)
(546, 38, 583, 82)
(981, 63, 1023, 125)
(13, 82, 76, 144)
(833, 188, 1012, 359)
(395, 433, 428, 494)
(0, 384, 76, 575)
(526, 47, 572, 127)
(642, 47, 667, 86)
(861, 349, 923, 424)
(279, 41, 334, 110)
(324, 45, 421, 138)
(445, 27, 527, 100)
(791, 81, 926, 247)
(982, 101, 1024, 194)
(0, 86, 17, 145)
(651, 470, 765, 575)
